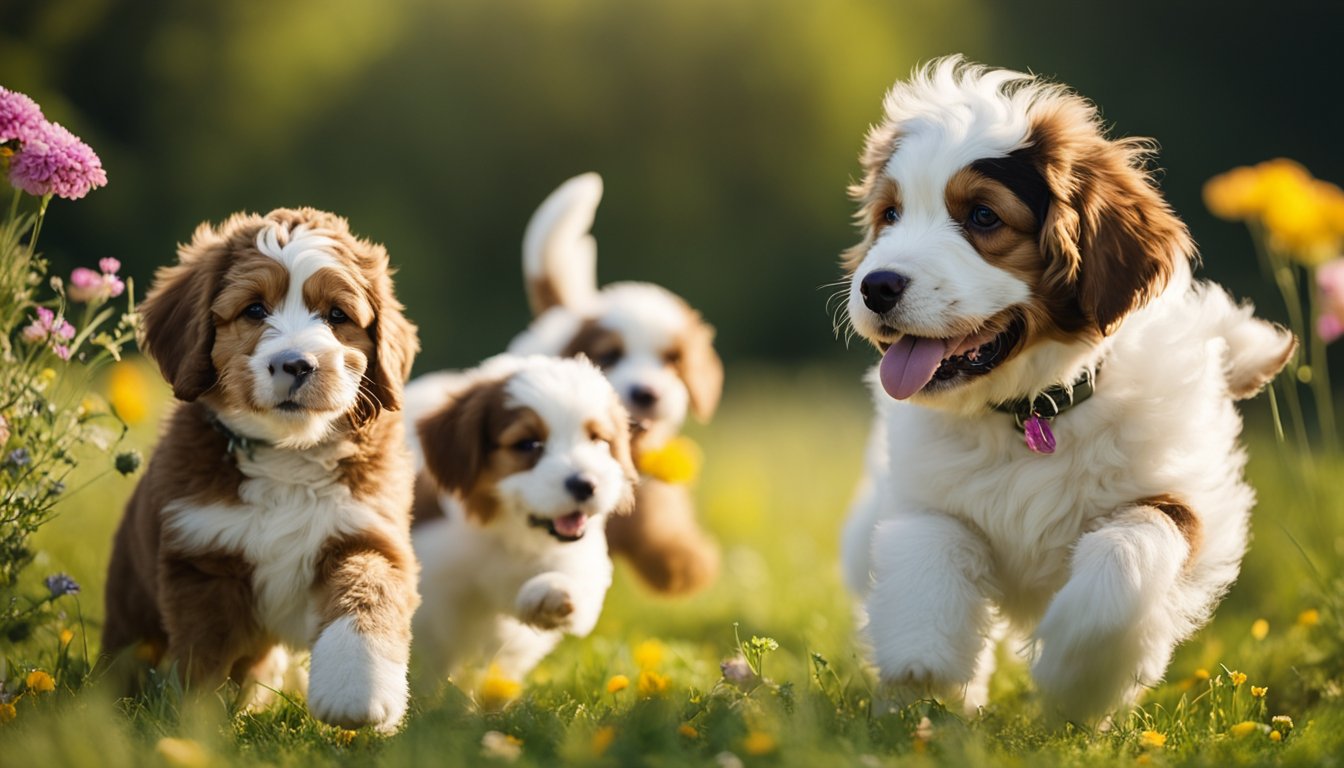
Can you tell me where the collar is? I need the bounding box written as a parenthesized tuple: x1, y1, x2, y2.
(990, 366, 1097, 454)
(206, 411, 271, 461)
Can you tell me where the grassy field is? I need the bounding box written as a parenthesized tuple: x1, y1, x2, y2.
(2, 362, 1342, 767)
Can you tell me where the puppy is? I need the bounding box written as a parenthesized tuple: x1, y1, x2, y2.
(838, 58, 1295, 722)
(406, 355, 638, 686)
(102, 209, 420, 732)
(508, 173, 724, 595)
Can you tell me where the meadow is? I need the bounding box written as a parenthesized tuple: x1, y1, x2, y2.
(1, 362, 1341, 767)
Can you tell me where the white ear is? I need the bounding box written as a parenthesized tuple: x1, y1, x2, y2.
(522, 172, 603, 315)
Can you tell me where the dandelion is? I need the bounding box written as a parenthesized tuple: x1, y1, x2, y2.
(678, 723, 698, 738)
(1251, 618, 1270, 640)
(0, 87, 45, 143)
(590, 726, 615, 756)
(44, 572, 80, 598)
(742, 731, 776, 756)
(637, 669, 669, 696)
(636, 436, 702, 484)
(479, 665, 522, 710)
(1229, 670, 1248, 687)
(1139, 730, 1167, 749)
(1297, 608, 1320, 627)
(1251, 686, 1268, 699)
(25, 669, 55, 693)
(605, 674, 629, 694)
(633, 639, 665, 670)
(7, 120, 107, 201)
(154, 737, 211, 768)
(107, 362, 149, 424)
(1229, 721, 1263, 738)
(480, 731, 522, 762)
(1270, 730, 1282, 743)
(334, 729, 357, 746)
(59, 628, 74, 647)
(0, 701, 15, 724)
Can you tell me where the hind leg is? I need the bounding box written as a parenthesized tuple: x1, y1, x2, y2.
(607, 479, 719, 595)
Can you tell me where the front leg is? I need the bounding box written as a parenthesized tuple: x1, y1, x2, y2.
(308, 534, 419, 734)
(159, 552, 264, 691)
(515, 571, 603, 634)
(1032, 502, 1192, 723)
(865, 512, 996, 705)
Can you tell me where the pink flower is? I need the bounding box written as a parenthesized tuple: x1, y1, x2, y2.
(0, 87, 44, 143)
(0, 413, 9, 446)
(68, 259, 125, 303)
(21, 306, 76, 352)
(1317, 258, 1344, 343)
(8, 121, 107, 200)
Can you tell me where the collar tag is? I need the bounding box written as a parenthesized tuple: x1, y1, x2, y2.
(1023, 414, 1056, 454)
(992, 366, 1097, 455)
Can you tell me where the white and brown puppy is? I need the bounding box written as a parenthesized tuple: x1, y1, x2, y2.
(508, 173, 724, 595)
(405, 355, 638, 685)
(103, 208, 420, 733)
(838, 58, 1295, 722)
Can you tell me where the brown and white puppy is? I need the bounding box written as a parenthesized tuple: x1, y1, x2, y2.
(507, 173, 724, 595)
(404, 355, 638, 685)
(838, 58, 1295, 722)
(102, 208, 420, 732)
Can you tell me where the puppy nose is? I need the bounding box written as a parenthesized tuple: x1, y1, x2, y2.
(860, 270, 910, 314)
(628, 384, 659, 410)
(564, 474, 596, 502)
(268, 351, 317, 384)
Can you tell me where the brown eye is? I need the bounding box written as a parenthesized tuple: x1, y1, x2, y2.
(664, 349, 682, 365)
(882, 206, 900, 225)
(328, 307, 349, 325)
(243, 303, 269, 320)
(593, 348, 623, 368)
(969, 205, 1001, 229)
(511, 438, 542, 454)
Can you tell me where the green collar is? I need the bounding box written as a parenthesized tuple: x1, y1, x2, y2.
(207, 412, 271, 461)
(991, 367, 1097, 454)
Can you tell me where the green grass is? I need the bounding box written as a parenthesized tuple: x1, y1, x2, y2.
(3, 364, 1342, 766)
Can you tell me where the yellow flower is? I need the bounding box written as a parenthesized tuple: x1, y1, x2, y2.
(1297, 608, 1320, 627)
(1251, 686, 1268, 699)
(678, 723, 698, 738)
(334, 730, 357, 746)
(1204, 165, 1266, 220)
(1229, 670, 1248, 687)
(633, 639, 665, 671)
(1272, 714, 1294, 733)
(79, 395, 106, 416)
(1251, 618, 1269, 640)
(637, 669, 669, 696)
(742, 731, 776, 755)
(636, 436, 702, 484)
(25, 669, 55, 693)
(479, 664, 522, 710)
(1139, 730, 1167, 749)
(605, 674, 629, 694)
(59, 628, 74, 647)
(1270, 730, 1282, 743)
(1205, 159, 1344, 264)
(0, 702, 15, 724)
(1136, 754, 1153, 766)
(155, 737, 211, 768)
(590, 726, 615, 756)
(1194, 668, 1210, 681)
(1229, 721, 1263, 738)
(106, 361, 149, 425)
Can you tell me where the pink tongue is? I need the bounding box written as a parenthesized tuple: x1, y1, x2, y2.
(552, 511, 587, 538)
(879, 337, 949, 400)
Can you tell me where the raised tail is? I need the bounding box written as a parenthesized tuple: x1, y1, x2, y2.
(522, 172, 603, 315)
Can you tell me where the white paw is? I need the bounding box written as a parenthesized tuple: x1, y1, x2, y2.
(516, 579, 576, 631)
(308, 616, 409, 734)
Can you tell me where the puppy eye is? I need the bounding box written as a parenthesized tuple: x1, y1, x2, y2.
(969, 205, 1001, 229)
(328, 307, 349, 325)
(882, 206, 900, 225)
(663, 349, 683, 365)
(594, 349, 624, 368)
(588, 430, 610, 446)
(511, 438, 543, 454)
(243, 303, 269, 320)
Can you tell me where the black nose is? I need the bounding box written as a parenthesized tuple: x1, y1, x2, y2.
(565, 474, 596, 502)
(860, 270, 910, 314)
(629, 384, 659, 410)
(269, 352, 317, 381)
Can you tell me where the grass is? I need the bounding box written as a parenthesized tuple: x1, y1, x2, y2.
(2, 361, 1342, 766)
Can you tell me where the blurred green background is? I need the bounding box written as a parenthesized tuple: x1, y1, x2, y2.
(5, 0, 1344, 375)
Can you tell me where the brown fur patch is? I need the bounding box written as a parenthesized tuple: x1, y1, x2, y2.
(316, 530, 418, 664)
(561, 319, 626, 368)
(606, 478, 719, 594)
(411, 470, 446, 526)
(527, 275, 565, 316)
(1141, 493, 1202, 564)
(668, 316, 724, 422)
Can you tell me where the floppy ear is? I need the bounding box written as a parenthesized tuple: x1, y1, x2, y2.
(138, 222, 231, 401)
(677, 317, 724, 422)
(607, 396, 640, 514)
(416, 379, 502, 500)
(358, 243, 420, 422)
(1031, 105, 1194, 335)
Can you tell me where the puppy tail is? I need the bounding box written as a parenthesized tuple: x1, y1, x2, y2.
(522, 172, 603, 316)
(1201, 285, 1297, 399)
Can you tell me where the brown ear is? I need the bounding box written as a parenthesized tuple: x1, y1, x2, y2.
(138, 223, 231, 401)
(416, 379, 504, 498)
(677, 317, 724, 422)
(608, 396, 639, 514)
(358, 244, 420, 423)
(1031, 104, 1194, 335)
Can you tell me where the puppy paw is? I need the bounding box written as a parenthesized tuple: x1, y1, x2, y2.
(516, 576, 576, 631)
(308, 616, 409, 734)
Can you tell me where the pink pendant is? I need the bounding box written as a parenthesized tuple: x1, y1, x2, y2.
(1023, 415, 1056, 454)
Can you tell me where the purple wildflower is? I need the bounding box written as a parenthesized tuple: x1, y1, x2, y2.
(68, 258, 124, 303)
(21, 306, 77, 359)
(720, 656, 755, 687)
(7, 448, 30, 466)
(44, 573, 81, 598)
(8, 121, 107, 200)
(0, 87, 44, 143)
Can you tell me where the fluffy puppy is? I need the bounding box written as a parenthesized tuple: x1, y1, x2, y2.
(838, 58, 1295, 722)
(406, 355, 638, 685)
(508, 173, 724, 595)
(102, 208, 420, 733)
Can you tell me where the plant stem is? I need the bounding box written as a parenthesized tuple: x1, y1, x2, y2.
(1306, 278, 1339, 453)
